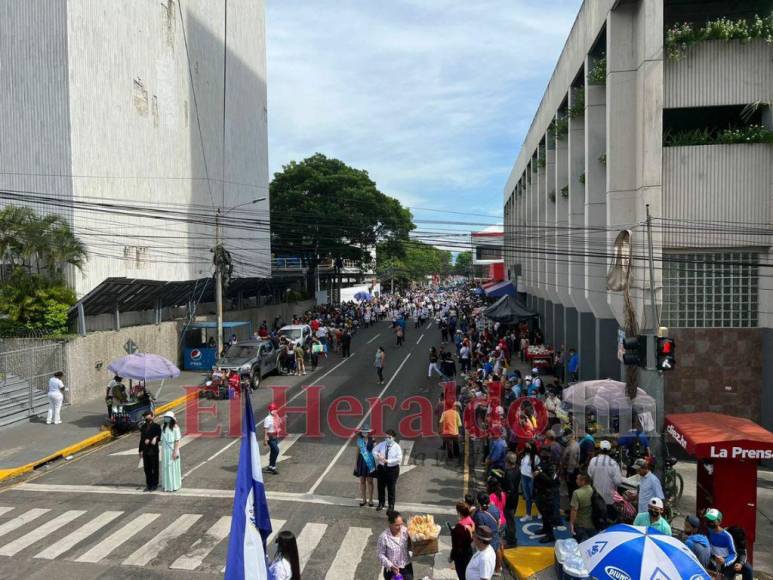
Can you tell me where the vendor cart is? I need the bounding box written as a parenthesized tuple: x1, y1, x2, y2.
(112, 398, 155, 432)
(525, 345, 554, 373)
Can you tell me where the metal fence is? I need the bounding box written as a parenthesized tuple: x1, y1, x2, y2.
(0, 341, 65, 415)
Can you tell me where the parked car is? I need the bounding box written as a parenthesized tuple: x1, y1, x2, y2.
(278, 324, 312, 349)
(214, 339, 278, 389)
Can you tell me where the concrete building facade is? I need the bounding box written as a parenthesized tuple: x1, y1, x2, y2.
(503, 0, 772, 425)
(0, 0, 270, 297)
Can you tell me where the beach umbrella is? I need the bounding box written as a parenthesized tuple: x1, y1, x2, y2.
(579, 524, 710, 580)
(108, 353, 181, 381)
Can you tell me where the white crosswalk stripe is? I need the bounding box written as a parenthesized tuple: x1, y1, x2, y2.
(35, 511, 124, 560)
(0, 510, 85, 556)
(170, 515, 231, 571)
(75, 513, 160, 563)
(123, 513, 202, 566)
(324, 526, 371, 580)
(296, 522, 327, 573)
(0, 508, 50, 540)
(0, 504, 453, 577)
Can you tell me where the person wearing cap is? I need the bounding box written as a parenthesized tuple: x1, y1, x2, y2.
(705, 508, 753, 579)
(138, 410, 161, 491)
(634, 458, 664, 514)
(465, 524, 497, 580)
(633, 497, 672, 535)
(587, 440, 623, 520)
(264, 403, 282, 475)
(683, 514, 711, 569)
(353, 424, 376, 507)
(160, 411, 182, 492)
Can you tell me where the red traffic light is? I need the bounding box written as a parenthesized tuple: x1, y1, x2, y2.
(658, 337, 675, 355)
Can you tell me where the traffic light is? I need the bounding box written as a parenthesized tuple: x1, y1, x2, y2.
(656, 337, 676, 371)
(623, 335, 647, 367)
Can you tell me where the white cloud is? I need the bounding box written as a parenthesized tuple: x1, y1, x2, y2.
(266, 0, 583, 219)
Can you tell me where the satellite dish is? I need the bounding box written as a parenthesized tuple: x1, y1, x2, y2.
(607, 229, 632, 291)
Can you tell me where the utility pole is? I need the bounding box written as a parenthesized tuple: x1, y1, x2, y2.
(215, 208, 224, 357)
(645, 204, 658, 331)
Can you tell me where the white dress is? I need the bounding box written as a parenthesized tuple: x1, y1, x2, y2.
(269, 556, 292, 580)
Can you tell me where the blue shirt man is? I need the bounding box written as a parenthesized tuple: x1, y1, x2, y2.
(634, 459, 664, 513)
(487, 432, 507, 471)
(567, 350, 579, 376)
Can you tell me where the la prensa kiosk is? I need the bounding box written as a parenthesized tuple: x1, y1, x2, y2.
(665, 412, 773, 563)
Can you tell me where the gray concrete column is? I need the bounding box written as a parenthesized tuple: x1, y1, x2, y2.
(545, 300, 554, 344)
(579, 311, 597, 379)
(554, 303, 565, 349)
(598, 318, 622, 380)
(565, 307, 579, 354)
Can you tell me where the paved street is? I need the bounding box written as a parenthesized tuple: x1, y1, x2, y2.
(0, 321, 463, 579)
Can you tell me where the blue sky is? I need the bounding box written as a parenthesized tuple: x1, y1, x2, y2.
(266, 0, 583, 239)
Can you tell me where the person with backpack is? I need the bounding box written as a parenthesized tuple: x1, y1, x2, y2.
(532, 458, 558, 543)
(569, 472, 596, 542)
(471, 492, 502, 576)
(587, 440, 623, 522)
(501, 452, 521, 547)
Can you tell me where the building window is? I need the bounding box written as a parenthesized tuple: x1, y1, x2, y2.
(662, 251, 759, 328)
(475, 246, 502, 261)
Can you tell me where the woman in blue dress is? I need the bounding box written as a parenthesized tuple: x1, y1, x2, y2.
(353, 424, 376, 507)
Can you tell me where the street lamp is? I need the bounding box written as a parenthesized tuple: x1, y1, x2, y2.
(214, 197, 266, 355)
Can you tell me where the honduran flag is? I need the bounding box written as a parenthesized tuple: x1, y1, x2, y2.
(224, 395, 272, 580)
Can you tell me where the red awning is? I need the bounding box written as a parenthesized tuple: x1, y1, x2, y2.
(665, 412, 773, 460)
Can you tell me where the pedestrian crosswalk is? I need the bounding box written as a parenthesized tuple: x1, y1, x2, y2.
(0, 504, 452, 576)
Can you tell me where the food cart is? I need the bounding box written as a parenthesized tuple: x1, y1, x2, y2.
(525, 345, 554, 373)
(665, 412, 773, 563)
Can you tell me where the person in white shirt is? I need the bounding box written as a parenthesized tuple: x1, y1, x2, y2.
(466, 524, 497, 580)
(268, 530, 300, 580)
(373, 429, 403, 511)
(263, 403, 282, 475)
(46, 371, 67, 425)
(587, 440, 623, 517)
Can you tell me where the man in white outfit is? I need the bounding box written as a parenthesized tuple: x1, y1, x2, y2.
(47, 371, 67, 425)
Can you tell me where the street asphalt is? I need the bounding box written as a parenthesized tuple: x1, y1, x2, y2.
(0, 321, 464, 579)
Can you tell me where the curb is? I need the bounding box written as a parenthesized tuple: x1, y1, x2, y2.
(0, 391, 197, 483)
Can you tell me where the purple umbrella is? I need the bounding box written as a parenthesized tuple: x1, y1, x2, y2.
(107, 353, 181, 381)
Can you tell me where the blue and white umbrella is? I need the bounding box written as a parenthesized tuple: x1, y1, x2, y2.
(353, 291, 372, 301)
(579, 524, 710, 580)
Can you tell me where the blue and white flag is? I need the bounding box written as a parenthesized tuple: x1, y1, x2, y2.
(225, 395, 272, 580)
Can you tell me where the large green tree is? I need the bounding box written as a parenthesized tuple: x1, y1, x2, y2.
(453, 250, 473, 276)
(269, 154, 414, 270)
(377, 240, 452, 288)
(0, 205, 85, 334)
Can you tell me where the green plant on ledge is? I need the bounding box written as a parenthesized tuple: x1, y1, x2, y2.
(588, 56, 606, 85)
(537, 158, 546, 169)
(666, 15, 773, 60)
(568, 89, 585, 119)
(548, 191, 556, 203)
(599, 153, 607, 166)
(578, 173, 586, 185)
(552, 116, 569, 139)
(664, 125, 773, 146)
(560, 185, 569, 198)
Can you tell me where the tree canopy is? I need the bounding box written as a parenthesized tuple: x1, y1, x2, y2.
(0, 205, 85, 335)
(269, 154, 414, 266)
(453, 250, 472, 276)
(377, 240, 452, 286)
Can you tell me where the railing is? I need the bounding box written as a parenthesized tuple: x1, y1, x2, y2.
(271, 257, 303, 269)
(0, 342, 65, 417)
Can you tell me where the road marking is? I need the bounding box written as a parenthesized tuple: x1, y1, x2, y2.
(267, 518, 287, 545)
(273, 353, 355, 416)
(0, 508, 50, 539)
(324, 526, 371, 580)
(183, 438, 241, 479)
(400, 440, 416, 474)
(260, 433, 301, 468)
(0, 507, 12, 517)
(75, 512, 160, 563)
(35, 511, 124, 560)
(15, 483, 456, 515)
(306, 352, 413, 495)
(416, 333, 425, 344)
(110, 434, 199, 457)
(427, 322, 432, 329)
(0, 510, 85, 556)
(297, 522, 327, 572)
(123, 513, 201, 566)
(366, 333, 380, 344)
(170, 515, 230, 570)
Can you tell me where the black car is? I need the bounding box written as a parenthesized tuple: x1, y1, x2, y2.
(214, 339, 278, 389)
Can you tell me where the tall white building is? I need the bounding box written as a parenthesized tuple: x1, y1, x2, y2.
(503, 1, 772, 425)
(0, 0, 270, 297)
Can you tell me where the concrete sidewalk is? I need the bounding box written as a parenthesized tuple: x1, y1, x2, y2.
(0, 371, 206, 481)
